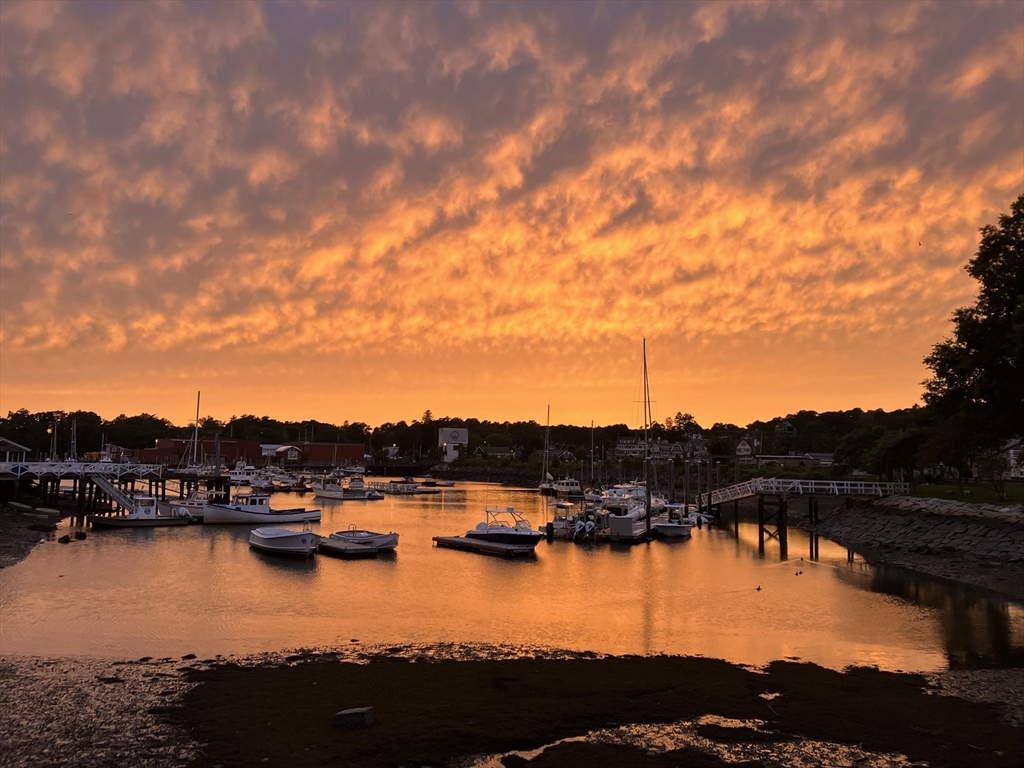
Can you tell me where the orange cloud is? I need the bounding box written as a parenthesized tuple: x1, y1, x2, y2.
(0, 0, 1021, 429)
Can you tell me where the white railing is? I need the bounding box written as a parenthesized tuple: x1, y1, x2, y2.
(0, 462, 164, 479)
(89, 474, 139, 512)
(699, 477, 909, 507)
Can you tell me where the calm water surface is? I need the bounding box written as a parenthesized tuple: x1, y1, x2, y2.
(2, 482, 1021, 670)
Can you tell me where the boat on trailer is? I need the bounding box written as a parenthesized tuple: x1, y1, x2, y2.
(204, 493, 321, 524)
(249, 526, 318, 557)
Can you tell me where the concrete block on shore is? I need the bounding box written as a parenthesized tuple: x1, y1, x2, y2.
(334, 706, 374, 729)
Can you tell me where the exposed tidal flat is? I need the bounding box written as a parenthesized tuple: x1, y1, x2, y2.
(1, 484, 1023, 767)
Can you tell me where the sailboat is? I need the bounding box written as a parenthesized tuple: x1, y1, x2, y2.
(538, 405, 555, 496)
(647, 344, 693, 540)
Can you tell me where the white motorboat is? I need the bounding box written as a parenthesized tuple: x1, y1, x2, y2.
(204, 493, 321, 524)
(343, 476, 384, 500)
(325, 528, 397, 548)
(553, 477, 585, 500)
(312, 477, 345, 500)
(248, 525, 318, 557)
(158, 488, 209, 520)
(465, 506, 545, 547)
(89, 496, 193, 528)
(228, 460, 258, 485)
(653, 519, 694, 538)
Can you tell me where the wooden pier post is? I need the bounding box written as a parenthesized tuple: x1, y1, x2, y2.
(757, 494, 765, 553)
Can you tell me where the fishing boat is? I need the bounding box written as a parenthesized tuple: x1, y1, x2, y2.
(652, 517, 694, 538)
(312, 476, 346, 500)
(342, 476, 384, 500)
(248, 525, 318, 557)
(465, 506, 545, 547)
(204, 493, 321, 524)
(553, 477, 585, 500)
(88, 496, 193, 528)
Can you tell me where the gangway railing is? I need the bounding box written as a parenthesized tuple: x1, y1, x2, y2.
(698, 477, 910, 508)
(0, 462, 163, 479)
(89, 474, 139, 513)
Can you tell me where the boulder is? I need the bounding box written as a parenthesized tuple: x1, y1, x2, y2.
(334, 706, 375, 729)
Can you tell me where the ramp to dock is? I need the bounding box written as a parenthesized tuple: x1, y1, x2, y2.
(89, 474, 139, 513)
(699, 478, 909, 508)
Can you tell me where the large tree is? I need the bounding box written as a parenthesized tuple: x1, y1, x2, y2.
(923, 194, 1024, 447)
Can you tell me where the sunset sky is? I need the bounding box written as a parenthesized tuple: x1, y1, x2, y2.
(0, 0, 1021, 430)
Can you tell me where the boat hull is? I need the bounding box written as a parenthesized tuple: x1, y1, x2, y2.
(88, 514, 191, 528)
(653, 523, 693, 539)
(248, 527, 318, 557)
(328, 530, 398, 550)
(204, 505, 322, 524)
(464, 530, 544, 547)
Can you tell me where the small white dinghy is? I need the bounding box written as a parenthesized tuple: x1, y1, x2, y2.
(249, 525, 319, 557)
(318, 525, 398, 557)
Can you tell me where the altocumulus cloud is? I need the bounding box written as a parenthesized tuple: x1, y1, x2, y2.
(0, 0, 1021, 425)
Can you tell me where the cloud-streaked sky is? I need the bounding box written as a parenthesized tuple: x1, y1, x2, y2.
(1, 0, 1021, 430)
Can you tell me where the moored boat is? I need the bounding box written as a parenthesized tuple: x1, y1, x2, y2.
(312, 477, 346, 500)
(343, 476, 384, 500)
(465, 506, 544, 547)
(325, 525, 399, 550)
(204, 493, 321, 524)
(89, 496, 193, 528)
(248, 526, 318, 557)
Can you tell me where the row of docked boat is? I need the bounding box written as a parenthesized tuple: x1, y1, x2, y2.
(87, 490, 322, 528)
(311, 475, 385, 500)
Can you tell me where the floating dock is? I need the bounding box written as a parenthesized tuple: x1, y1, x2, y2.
(317, 539, 383, 558)
(432, 536, 536, 557)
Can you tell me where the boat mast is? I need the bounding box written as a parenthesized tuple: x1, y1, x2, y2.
(542, 404, 550, 485)
(643, 339, 652, 539)
(192, 391, 201, 468)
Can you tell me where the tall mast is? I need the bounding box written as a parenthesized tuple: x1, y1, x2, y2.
(542, 404, 551, 484)
(643, 338, 652, 539)
(192, 391, 201, 467)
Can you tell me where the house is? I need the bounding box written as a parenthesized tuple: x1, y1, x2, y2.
(735, 439, 755, 461)
(612, 437, 645, 459)
(0, 437, 30, 463)
(774, 420, 797, 435)
(649, 440, 686, 459)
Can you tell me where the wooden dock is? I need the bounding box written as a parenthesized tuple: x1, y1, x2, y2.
(317, 539, 383, 558)
(432, 536, 536, 557)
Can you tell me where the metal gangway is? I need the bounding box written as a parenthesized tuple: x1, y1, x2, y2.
(699, 477, 910, 508)
(89, 473, 140, 513)
(0, 462, 163, 479)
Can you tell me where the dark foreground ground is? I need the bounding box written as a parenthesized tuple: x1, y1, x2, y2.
(3, 646, 1021, 768)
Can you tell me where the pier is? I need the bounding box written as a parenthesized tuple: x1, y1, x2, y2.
(0, 461, 232, 521)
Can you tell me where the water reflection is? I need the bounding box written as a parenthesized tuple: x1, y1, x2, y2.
(1, 482, 1021, 671)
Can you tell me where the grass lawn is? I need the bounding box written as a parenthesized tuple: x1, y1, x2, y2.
(913, 482, 1024, 505)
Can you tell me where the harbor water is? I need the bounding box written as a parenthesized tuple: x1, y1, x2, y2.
(1, 482, 1021, 670)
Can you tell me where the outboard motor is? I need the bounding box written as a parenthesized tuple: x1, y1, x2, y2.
(574, 519, 585, 540)
(584, 520, 595, 539)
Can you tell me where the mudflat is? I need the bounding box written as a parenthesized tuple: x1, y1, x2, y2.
(172, 649, 1023, 768)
